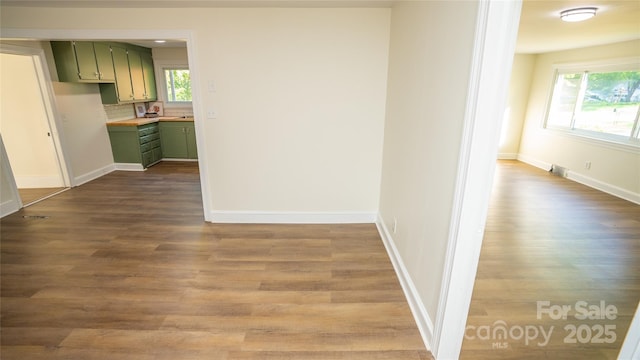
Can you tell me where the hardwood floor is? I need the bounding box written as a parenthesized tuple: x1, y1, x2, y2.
(1, 162, 433, 360)
(17, 187, 67, 206)
(460, 161, 640, 360)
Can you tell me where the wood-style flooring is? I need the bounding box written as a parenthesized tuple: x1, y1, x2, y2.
(460, 160, 640, 360)
(1, 162, 433, 360)
(17, 187, 67, 206)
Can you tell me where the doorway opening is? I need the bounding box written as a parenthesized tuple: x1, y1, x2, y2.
(0, 49, 70, 209)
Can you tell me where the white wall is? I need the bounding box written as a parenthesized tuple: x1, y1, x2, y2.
(518, 40, 640, 203)
(378, 0, 478, 343)
(52, 82, 115, 185)
(0, 6, 391, 220)
(0, 52, 64, 188)
(499, 53, 535, 158)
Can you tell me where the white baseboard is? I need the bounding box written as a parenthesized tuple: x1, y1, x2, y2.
(497, 152, 518, 160)
(516, 153, 552, 171)
(74, 164, 116, 186)
(567, 170, 640, 205)
(1, 199, 21, 218)
(209, 211, 377, 224)
(375, 214, 433, 353)
(517, 154, 640, 205)
(114, 163, 145, 171)
(14, 175, 65, 188)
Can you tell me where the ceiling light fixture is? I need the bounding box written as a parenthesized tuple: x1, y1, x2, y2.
(154, 40, 166, 43)
(560, 7, 597, 22)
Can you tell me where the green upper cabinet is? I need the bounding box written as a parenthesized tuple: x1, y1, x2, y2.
(51, 41, 115, 83)
(53, 41, 157, 105)
(128, 50, 146, 101)
(110, 45, 135, 103)
(93, 42, 115, 82)
(141, 53, 157, 101)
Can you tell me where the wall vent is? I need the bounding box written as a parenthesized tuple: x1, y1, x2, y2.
(549, 164, 567, 177)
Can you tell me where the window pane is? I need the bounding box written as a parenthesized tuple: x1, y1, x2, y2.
(547, 73, 582, 128)
(164, 69, 192, 102)
(574, 71, 640, 137)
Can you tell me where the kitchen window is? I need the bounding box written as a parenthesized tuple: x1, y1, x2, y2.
(163, 67, 192, 103)
(545, 59, 640, 147)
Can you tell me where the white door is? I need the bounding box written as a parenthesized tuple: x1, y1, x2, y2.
(0, 48, 69, 209)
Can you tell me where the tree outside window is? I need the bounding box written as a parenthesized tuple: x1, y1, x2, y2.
(165, 69, 192, 102)
(546, 66, 640, 143)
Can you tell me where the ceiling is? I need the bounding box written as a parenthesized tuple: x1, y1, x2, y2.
(516, 0, 640, 54)
(2, 0, 639, 54)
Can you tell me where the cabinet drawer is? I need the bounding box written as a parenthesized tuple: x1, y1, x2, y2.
(139, 132, 160, 145)
(138, 124, 158, 137)
(140, 139, 161, 153)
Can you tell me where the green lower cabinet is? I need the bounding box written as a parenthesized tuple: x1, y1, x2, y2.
(159, 122, 198, 159)
(107, 123, 162, 168)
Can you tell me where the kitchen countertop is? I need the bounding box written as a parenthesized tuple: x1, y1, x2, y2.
(107, 116, 194, 127)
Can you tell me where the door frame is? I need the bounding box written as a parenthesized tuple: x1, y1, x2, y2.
(0, 30, 212, 221)
(0, 44, 72, 213)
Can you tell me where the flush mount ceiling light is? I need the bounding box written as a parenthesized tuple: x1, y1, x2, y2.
(154, 40, 167, 43)
(560, 7, 597, 22)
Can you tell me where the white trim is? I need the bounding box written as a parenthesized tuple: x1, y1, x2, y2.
(210, 211, 376, 224)
(114, 163, 145, 171)
(497, 152, 518, 160)
(0, 135, 23, 217)
(567, 170, 640, 205)
(432, 1, 522, 359)
(516, 153, 552, 171)
(375, 214, 433, 351)
(517, 154, 640, 205)
(74, 164, 116, 186)
(618, 302, 640, 360)
(0, 199, 21, 218)
(14, 176, 65, 189)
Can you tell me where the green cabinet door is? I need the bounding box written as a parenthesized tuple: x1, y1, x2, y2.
(185, 123, 198, 159)
(73, 41, 100, 81)
(141, 52, 157, 101)
(159, 122, 189, 158)
(111, 46, 134, 103)
(93, 42, 115, 82)
(128, 50, 146, 101)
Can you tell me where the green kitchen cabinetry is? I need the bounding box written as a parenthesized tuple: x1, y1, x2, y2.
(99, 45, 157, 104)
(141, 52, 157, 101)
(107, 123, 162, 169)
(50, 41, 115, 82)
(159, 122, 198, 159)
(52, 40, 157, 105)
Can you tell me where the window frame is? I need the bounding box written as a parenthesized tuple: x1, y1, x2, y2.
(153, 61, 192, 108)
(543, 57, 640, 149)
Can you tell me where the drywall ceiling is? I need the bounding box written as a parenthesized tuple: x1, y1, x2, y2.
(517, 0, 640, 54)
(1, 0, 639, 53)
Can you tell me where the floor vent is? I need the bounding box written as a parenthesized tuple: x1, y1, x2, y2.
(549, 164, 567, 177)
(23, 215, 50, 220)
